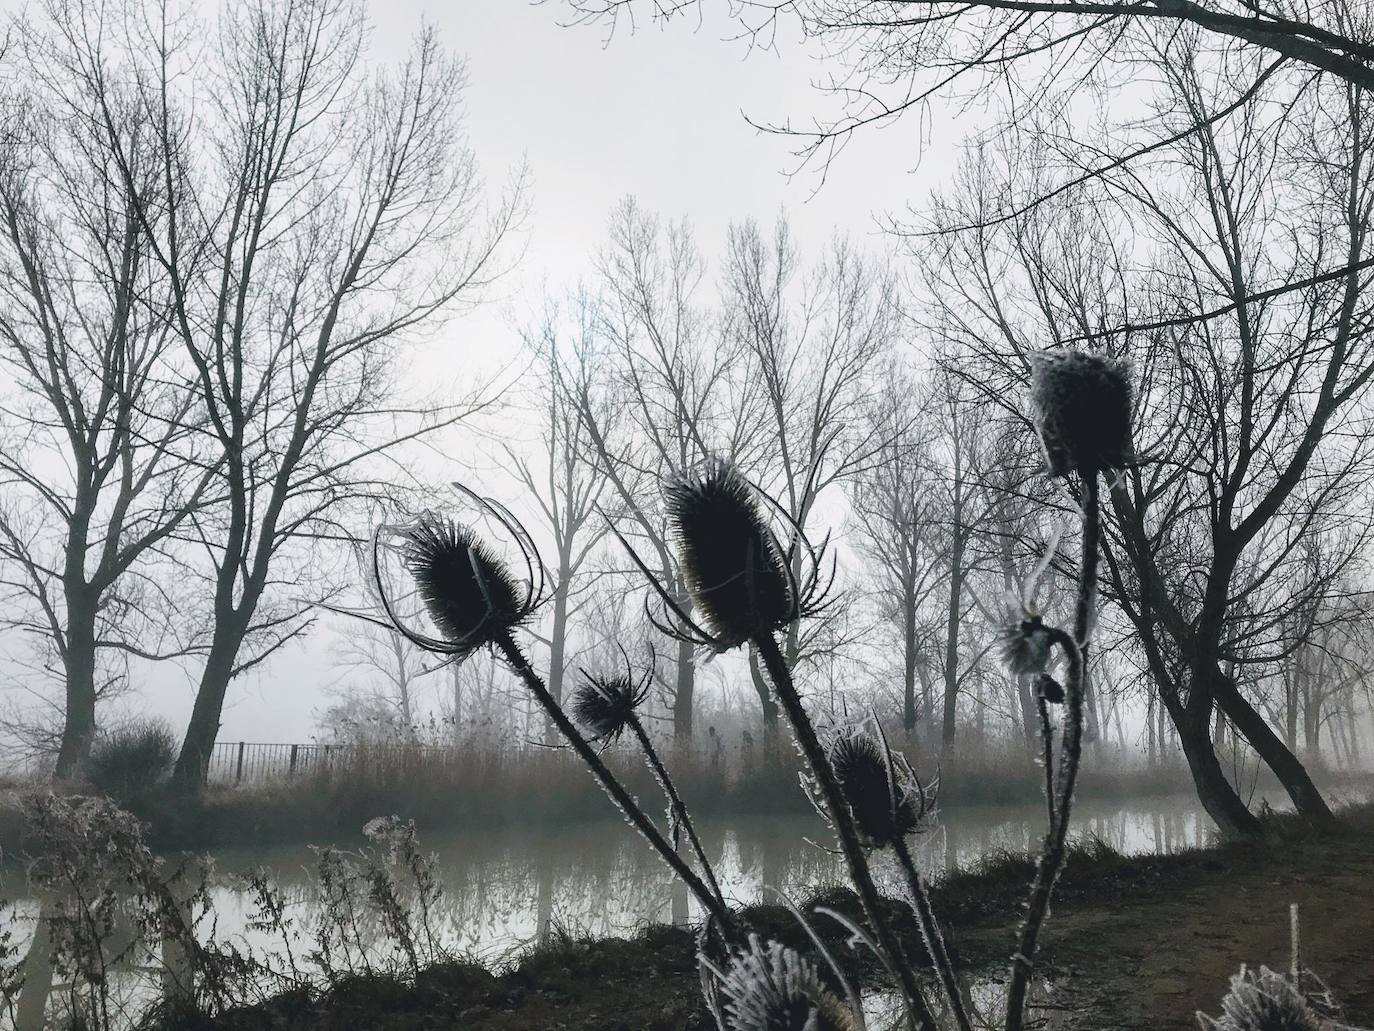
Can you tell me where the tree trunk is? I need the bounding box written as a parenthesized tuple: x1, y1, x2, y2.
(941, 536, 965, 750)
(915, 653, 934, 741)
(1146, 691, 1157, 767)
(1082, 661, 1101, 746)
(1014, 673, 1036, 746)
(546, 577, 570, 746)
(1210, 667, 1338, 829)
(1169, 696, 1263, 839)
(172, 641, 237, 794)
(902, 598, 918, 738)
(54, 601, 98, 780)
(672, 633, 695, 742)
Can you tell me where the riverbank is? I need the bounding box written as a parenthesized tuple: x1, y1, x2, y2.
(187, 803, 1374, 1031)
(8, 746, 1364, 856)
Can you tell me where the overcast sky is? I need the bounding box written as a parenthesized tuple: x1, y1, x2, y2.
(2, 0, 969, 749)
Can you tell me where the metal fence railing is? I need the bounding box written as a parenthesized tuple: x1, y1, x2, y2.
(204, 740, 467, 786)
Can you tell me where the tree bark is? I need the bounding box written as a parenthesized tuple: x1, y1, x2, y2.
(941, 533, 965, 750)
(546, 576, 570, 746)
(172, 639, 238, 794)
(54, 598, 98, 779)
(673, 633, 695, 742)
(1210, 667, 1338, 829)
(1169, 692, 1263, 839)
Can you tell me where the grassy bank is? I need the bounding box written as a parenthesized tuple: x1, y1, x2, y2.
(173, 803, 1374, 1031)
(3, 738, 1289, 854)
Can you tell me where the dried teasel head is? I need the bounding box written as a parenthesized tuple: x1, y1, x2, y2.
(666, 459, 794, 648)
(1000, 614, 1056, 677)
(401, 514, 528, 658)
(612, 458, 834, 653)
(1029, 349, 1133, 479)
(707, 935, 859, 1031)
(365, 495, 545, 662)
(1197, 965, 1324, 1031)
(571, 671, 651, 743)
(815, 724, 931, 851)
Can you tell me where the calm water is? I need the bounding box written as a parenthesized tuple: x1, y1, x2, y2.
(4, 793, 1214, 962)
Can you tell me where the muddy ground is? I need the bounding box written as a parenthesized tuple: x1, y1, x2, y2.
(196, 807, 1374, 1031)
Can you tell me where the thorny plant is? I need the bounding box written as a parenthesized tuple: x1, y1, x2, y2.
(3, 794, 262, 1031)
(3, 796, 460, 1029)
(357, 489, 737, 931)
(346, 353, 1135, 1030)
(11, 348, 1362, 1029)
(308, 816, 447, 982)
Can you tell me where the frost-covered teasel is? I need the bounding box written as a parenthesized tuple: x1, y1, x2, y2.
(820, 727, 930, 850)
(705, 935, 859, 1031)
(1029, 349, 1133, 478)
(612, 457, 834, 652)
(571, 672, 651, 743)
(1000, 614, 1056, 677)
(1197, 966, 1324, 1031)
(401, 514, 531, 657)
(363, 491, 547, 662)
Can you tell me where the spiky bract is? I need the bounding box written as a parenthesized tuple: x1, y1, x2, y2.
(1030, 350, 1133, 478)
(571, 674, 649, 742)
(825, 729, 925, 850)
(402, 514, 526, 658)
(1198, 966, 1324, 1031)
(1000, 616, 1055, 676)
(1035, 673, 1065, 705)
(714, 935, 858, 1031)
(666, 460, 792, 649)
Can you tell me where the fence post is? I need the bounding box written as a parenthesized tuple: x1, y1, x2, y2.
(289, 743, 299, 776)
(235, 742, 246, 785)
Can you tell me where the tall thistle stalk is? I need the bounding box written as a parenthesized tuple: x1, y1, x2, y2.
(818, 723, 971, 1031)
(1002, 350, 1131, 1031)
(571, 668, 728, 912)
(364, 507, 734, 931)
(889, 836, 972, 1031)
(613, 459, 941, 1030)
(755, 636, 940, 1031)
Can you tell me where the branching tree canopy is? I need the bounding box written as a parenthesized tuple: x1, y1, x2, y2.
(920, 32, 1374, 835)
(2, 0, 524, 788)
(0, 15, 216, 775)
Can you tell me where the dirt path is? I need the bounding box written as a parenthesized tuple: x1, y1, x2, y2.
(1022, 829, 1374, 1029)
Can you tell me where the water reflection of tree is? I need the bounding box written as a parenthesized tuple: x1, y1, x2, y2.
(15, 797, 1214, 982)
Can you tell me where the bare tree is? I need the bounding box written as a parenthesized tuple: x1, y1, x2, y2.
(0, 11, 217, 776)
(572, 197, 761, 741)
(848, 374, 946, 740)
(721, 216, 898, 728)
(919, 35, 1374, 836)
(508, 296, 614, 741)
(27, 0, 526, 792)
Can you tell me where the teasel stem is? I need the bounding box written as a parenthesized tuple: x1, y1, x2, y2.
(1036, 695, 1056, 829)
(753, 633, 939, 1031)
(890, 834, 974, 1031)
(493, 630, 735, 932)
(1005, 472, 1098, 1031)
(626, 713, 728, 912)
